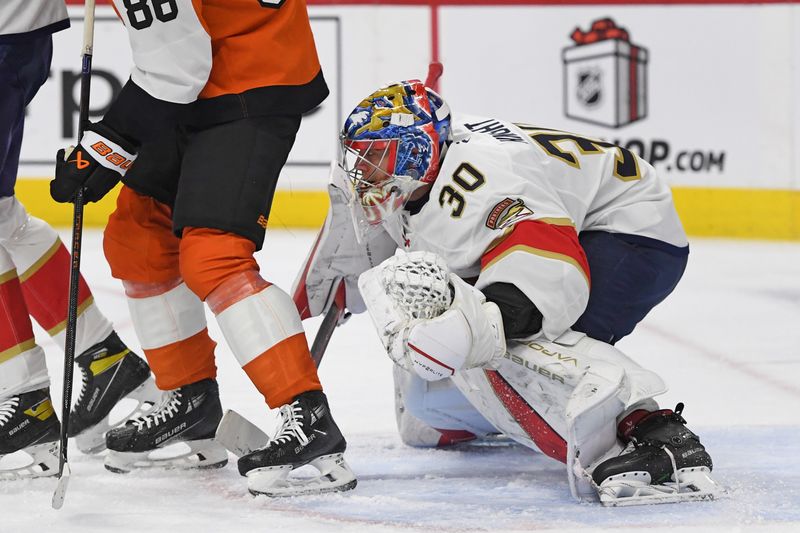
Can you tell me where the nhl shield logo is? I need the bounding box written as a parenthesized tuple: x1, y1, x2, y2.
(562, 18, 648, 128)
(576, 68, 602, 108)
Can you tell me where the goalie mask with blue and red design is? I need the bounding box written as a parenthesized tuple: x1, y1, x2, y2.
(338, 80, 451, 239)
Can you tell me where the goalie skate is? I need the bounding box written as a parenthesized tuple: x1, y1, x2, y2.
(69, 332, 159, 454)
(237, 390, 357, 497)
(104, 378, 228, 473)
(0, 389, 60, 480)
(590, 403, 721, 506)
(595, 465, 719, 507)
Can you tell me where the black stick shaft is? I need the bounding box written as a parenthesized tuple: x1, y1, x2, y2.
(311, 301, 344, 367)
(57, 51, 92, 478)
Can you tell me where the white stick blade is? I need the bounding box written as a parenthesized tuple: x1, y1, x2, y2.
(51, 463, 71, 510)
(215, 410, 269, 458)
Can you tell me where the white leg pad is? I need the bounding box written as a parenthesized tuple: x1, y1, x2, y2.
(447, 331, 667, 502)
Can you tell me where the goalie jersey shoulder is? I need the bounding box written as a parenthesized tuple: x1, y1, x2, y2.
(406, 114, 687, 273)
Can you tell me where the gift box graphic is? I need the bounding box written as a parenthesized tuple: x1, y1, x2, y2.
(562, 18, 648, 128)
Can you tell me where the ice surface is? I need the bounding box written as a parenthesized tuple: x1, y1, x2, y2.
(1, 230, 798, 533)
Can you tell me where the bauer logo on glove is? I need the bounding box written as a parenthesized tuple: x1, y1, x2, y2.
(50, 122, 138, 203)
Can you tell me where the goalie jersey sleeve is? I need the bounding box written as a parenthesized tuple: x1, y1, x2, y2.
(103, 0, 326, 144)
(405, 115, 687, 341)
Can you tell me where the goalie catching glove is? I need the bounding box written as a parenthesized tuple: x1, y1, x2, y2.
(50, 122, 137, 203)
(358, 251, 506, 380)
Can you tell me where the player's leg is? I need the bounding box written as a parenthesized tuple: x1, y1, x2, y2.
(102, 185, 225, 473)
(0, 35, 60, 479)
(1, 195, 157, 453)
(572, 231, 688, 345)
(0, 246, 60, 479)
(1, 35, 155, 455)
(173, 115, 354, 495)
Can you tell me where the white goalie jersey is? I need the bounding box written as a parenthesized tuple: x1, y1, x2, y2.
(390, 114, 688, 340)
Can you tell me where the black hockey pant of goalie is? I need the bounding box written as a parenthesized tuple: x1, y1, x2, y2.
(572, 231, 689, 345)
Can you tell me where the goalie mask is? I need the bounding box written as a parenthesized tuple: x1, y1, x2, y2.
(338, 80, 451, 242)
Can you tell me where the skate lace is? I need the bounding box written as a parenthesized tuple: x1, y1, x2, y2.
(0, 397, 20, 426)
(662, 445, 681, 491)
(131, 390, 182, 430)
(74, 367, 90, 407)
(269, 402, 309, 447)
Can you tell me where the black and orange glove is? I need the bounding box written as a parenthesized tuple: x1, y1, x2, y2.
(50, 122, 138, 203)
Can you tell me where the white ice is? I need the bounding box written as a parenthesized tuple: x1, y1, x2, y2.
(1, 230, 798, 533)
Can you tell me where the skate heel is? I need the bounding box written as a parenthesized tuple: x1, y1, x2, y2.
(247, 453, 357, 497)
(75, 378, 160, 455)
(675, 466, 720, 495)
(104, 438, 228, 474)
(0, 440, 59, 481)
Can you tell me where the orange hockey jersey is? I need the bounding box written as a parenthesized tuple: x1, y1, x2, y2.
(105, 0, 327, 140)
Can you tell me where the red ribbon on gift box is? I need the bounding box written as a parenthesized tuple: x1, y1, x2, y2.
(570, 18, 629, 45)
(568, 18, 643, 124)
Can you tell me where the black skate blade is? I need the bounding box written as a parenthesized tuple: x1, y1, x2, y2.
(51, 463, 71, 509)
(104, 458, 228, 474)
(104, 464, 131, 474)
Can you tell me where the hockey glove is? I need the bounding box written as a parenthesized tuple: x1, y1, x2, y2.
(50, 122, 137, 203)
(359, 251, 507, 381)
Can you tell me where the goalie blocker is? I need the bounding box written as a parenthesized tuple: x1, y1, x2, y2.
(359, 251, 720, 506)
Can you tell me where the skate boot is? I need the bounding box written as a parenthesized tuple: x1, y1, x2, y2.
(104, 378, 228, 473)
(238, 390, 357, 497)
(591, 403, 720, 506)
(69, 331, 159, 454)
(0, 388, 60, 480)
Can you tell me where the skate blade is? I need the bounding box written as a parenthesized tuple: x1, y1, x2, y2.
(598, 467, 721, 506)
(0, 441, 60, 481)
(247, 453, 357, 497)
(104, 438, 228, 474)
(74, 378, 160, 455)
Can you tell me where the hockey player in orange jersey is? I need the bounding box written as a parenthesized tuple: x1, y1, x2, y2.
(49, 0, 355, 496)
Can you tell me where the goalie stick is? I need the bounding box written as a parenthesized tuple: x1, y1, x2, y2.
(310, 282, 346, 366)
(52, 0, 96, 510)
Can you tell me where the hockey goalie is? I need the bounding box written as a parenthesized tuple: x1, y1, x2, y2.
(293, 79, 721, 505)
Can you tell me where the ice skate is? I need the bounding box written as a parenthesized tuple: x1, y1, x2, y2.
(69, 332, 159, 454)
(0, 388, 60, 480)
(238, 390, 357, 497)
(591, 403, 720, 506)
(104, 378, 228, 473)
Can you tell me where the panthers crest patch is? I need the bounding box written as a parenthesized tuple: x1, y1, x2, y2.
(485, 198, 533, 230)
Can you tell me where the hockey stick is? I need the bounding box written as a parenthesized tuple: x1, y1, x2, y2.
(310, 282, 346, 366)
(52, 0, 96, 510)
